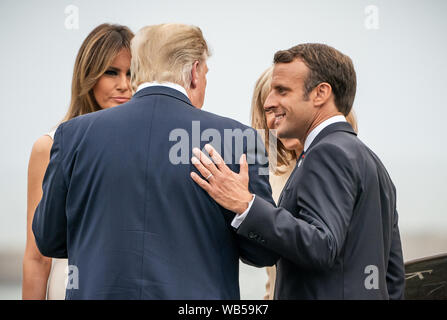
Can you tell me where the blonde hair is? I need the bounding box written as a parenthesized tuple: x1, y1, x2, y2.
(130, 23, 210, 92)
(346, 109, 358, 133)
(63, 23, 134, 122)
(251, 66, 359, 175)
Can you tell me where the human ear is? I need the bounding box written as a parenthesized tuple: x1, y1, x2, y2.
(313, 82, 332, 107)
(190, 61, 200, 89)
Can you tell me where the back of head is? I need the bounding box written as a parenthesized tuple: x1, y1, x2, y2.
(274, 43, 356, 116)
(131, 23, 210, 92)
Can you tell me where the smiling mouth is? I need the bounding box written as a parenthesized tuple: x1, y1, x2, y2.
(275, 113, 285, 121)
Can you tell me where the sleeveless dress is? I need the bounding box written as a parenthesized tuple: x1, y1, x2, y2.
(45, 129, 68, 300)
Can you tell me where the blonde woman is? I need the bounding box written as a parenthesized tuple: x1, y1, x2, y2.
(250, 66, 358, 299)
(23, 23, 134, 300)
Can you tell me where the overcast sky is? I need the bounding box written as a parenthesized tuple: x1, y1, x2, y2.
(1, 0, 446, 251)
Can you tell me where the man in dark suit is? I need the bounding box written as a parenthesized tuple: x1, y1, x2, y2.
(32, 23, 278, 299)
(190, 43, 405, 299)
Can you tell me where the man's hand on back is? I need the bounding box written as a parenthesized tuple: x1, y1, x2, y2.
(190, 144, 254, 215)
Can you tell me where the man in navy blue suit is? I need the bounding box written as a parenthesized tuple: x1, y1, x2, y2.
(32, 23, 278, 299)
(190, 43, 405, 299)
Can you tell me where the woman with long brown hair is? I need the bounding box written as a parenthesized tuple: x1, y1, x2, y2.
(250, 65, 358, 299)
(22, 23, 134, 300)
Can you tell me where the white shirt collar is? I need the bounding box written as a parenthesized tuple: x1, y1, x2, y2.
(303, 115, 347, 152)
(136, 81, 188, 99)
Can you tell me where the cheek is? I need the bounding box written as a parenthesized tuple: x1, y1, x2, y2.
(93, 77, 114, 106)
(265, 113, 275, 129)
(284, 98, 305, 121)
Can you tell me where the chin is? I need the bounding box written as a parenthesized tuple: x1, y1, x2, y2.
(276, 128, 288, 140)
(102, 103, 119, 109)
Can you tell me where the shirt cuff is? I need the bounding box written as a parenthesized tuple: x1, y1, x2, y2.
(231, 194, 256, 229)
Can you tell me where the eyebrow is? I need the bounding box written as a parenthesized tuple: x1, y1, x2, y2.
(273, 84, 291, 92)
(107, 66, 130, 73)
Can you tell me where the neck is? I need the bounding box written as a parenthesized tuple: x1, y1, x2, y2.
(185, 88, 200, 109)
(301, 110, 343, 144)
(185, 88, 193, 102)
(294, 146, 304, 159)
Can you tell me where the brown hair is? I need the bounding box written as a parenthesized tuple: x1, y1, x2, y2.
(274, 43, 356, 116)
(62, 23, 134, 122)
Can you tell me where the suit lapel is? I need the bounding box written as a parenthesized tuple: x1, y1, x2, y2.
(306, 122, 357, 152)
(277, 122, 356, 206)
(277, 162, 299, 205)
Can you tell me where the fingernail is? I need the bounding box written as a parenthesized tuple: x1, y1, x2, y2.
(204, 144, 211, 152)
(191, 157, 199, 164)
(192, 148, 200, 156)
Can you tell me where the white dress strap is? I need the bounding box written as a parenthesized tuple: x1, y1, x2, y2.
(46, 128, 57, 141)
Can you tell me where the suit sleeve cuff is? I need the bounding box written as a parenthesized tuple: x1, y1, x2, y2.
(231, 194, 256, 229)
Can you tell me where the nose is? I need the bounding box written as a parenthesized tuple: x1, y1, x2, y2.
(117, 73, 130, 92)
(263, 90, 278, 111)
